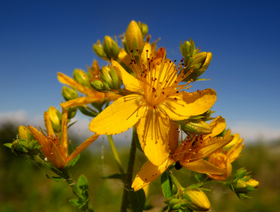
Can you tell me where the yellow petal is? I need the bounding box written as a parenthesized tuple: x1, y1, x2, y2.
(118, 49, 131, 65)
(160, 89, 216, 121)
(60, 108, 68, 157)
(67, 134, 99, 162)
(204, 116, 226, 139)
(181, 159, 226, 175)
(57, 72, 95, 96)
(193, 136, 233, 160)
(132, 158, 174, 191)
(136, 108, 171, 166)
(60, 96, 103, 108)
(89, 94, 144, 134)
(228, 143, 244, 163)
(111, 60, 142, 92)
(44, 111, 54, 137)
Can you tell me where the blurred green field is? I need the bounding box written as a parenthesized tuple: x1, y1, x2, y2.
(1, 124, 279, 212)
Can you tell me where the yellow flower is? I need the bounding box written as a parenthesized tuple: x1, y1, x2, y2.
(57, 60, 119, 108)
(89, 48, 217, 166)
(132, 116, 233, 191)
(28, 108, 99, 169)
(207, 132, 244, 180)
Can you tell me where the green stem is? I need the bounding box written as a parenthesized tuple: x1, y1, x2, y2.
(120, 128, 137, 212)
(169, 172, 184, 190)
(107, 135, 125, 175)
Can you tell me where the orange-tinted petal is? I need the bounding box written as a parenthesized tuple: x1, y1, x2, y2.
(181, 159, 226, 175)
(60, 96, 104, 108)
(57, 72, 95, 96)
(132, 158, 175, 191)
(44, 111, 54, 137)
(136, 108, 171, 166)
(67, 134, 99, 162)
(60, 108, 68, 157)
(28, 125, 49, 155)
(204, 116, 226, 139)
(89, 94, 144, 134)
(169, 121, 179, 153)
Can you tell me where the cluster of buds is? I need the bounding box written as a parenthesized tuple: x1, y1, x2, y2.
(91, 66, 121, 93)
(165, 188, 210, 212)
(180, 38, 212, 82)
(230, 168, 259, 198)
(4, 126, 41, 157)
(93, 36, 120, 61)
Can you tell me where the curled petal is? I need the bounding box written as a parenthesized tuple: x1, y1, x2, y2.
(60, 96, 104, 108)
(181, 159, 226, 175)
(132, 158, 175, 191)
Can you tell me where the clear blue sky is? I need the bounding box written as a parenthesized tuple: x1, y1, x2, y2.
(1, 0, 280, 141)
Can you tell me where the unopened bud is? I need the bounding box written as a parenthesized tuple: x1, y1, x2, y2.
(90, 80, 107, 92)
(137, 21, 149, 37)
(73, 69, 90, 88)
(180, 119, 212, 135)
(125, 20, 144, 53)
(62, 86, 79, 101)
(48, 106, 62, 131)
(93, 40, 107, 60)
(67, 107, 77, 119)
(246, 179, 259, 188)
(103, 36, 120, 60)
(18, 125, 31, 141)
(183, 189, 211, 211)
(101, 66, 121, 90)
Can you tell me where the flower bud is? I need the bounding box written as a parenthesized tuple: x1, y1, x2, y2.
(179, 119, 212, 135)
(101, 66, 121, 90)
(103, 35, 120, 60)
(73, 69, 90, 88)
(67, 107, 77, 119)
(62, 86, 79, 101)
(125, 20, 144, 53)
(180, 40, 193, 58)
(93, 40, 108, 60)
(48, 106, 62, 131)
(137, 21, 149, 37)
(18, 125, 31, 141)
(90, 80, 107, 92)
(246, 179, 259, 188)
(183, 189, 210, 211)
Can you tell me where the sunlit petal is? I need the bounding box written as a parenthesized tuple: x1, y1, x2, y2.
(90, 94, 144, 134)
(137, 108, 171, 166)
(61, 96, 103, 108)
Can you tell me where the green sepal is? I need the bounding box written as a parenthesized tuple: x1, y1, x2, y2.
(69, 198, 82, 207)
(102, 173, 123, 180)
(67, 154, 80, 168)
(161, 171, 173, 199)
(45, 174, 65, 182)
(128, 189, 146, 212)
(78, 106, 98, 117)
(4, 143, 12, 148)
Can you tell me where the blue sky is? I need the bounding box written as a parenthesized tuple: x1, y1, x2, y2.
(1, 0, 280, 142)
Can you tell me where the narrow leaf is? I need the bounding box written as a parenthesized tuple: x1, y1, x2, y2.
(161, 171, 172, 199)
(129, 189, 146, 212)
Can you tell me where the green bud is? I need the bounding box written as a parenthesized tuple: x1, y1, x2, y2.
(101, 66, 113, 84)
(103, 36, 120, 60)
(179, 119, 212, 135)
(101, 66, 121, 90)
(169, 198, 181, 206)
(90, 80, 107, 92)
(73, 69, 90, 88)
(48, 106, 62, 131)
(137, 21, 149, 37)
(235, 168, 248, 179)
(180, 40, 192, 58)
(67, 107, 77, 119)
(93, 40, 108, 60)
(62, 86, 79, 101)
(235, 179, 247, 191)
(78, 106, 98, 117)
(172, 203, 182, 210)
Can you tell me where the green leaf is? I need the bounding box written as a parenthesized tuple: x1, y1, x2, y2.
(69, 199, 82, 207)
(77, 174, 89, 190)
(4, 143, 12, 148)
(129, 189, 146, 212)
(45, 174, 64, 182)
(67, 154, 80, 168)
(102, 173, 123, 180)
(161, 171, 172, 199)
